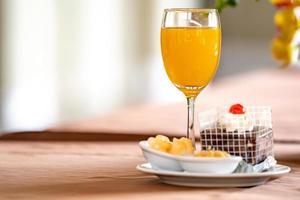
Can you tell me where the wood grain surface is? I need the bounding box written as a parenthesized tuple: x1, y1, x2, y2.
(0, 141, 299, 200)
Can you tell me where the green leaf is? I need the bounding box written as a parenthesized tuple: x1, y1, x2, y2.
(215, 0, 239, 12)
(215, 0, 261, 13)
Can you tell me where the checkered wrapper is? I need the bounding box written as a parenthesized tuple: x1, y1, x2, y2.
(199, 106, 274, 165)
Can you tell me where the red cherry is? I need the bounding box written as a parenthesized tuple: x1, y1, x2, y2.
(229, 104, 245, 114)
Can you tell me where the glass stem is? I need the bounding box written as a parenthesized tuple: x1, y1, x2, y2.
(187, 96, 196, 147)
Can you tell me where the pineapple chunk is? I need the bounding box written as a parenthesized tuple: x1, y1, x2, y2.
(214, 150, 230, 157)
(178, 137, 194, 155)
(155, 135, 170, 142)
(147, 135, 194, 155)
(169, 138, 186, 155)
(147, 135, 171, 152)
(169, 137, 194, 155)
(194, 150, 230, 158)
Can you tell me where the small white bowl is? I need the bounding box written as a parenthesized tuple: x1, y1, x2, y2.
(139, 140, 242, 174)
(177, 156, 242, 174)
(139, 141, 182, 171)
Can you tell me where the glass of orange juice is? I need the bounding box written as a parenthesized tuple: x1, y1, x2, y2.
(161, 8, 221, 146)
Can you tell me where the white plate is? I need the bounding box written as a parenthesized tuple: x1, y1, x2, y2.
(136, 163, 290, 187)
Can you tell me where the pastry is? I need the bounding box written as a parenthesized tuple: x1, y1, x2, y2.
(199, 104, 273, 165)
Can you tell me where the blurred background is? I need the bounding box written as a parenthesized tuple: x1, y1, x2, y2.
(0, 0, 276, 132)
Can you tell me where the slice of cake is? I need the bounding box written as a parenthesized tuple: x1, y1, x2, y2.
(199, 104, 274, 165)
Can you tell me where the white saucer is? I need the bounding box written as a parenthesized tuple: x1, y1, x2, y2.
(136, 163, 290, 187)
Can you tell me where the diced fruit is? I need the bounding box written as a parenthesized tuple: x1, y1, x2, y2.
(146, 135, 231, 158)
(194, 150, 230, 157)
(147, 136, 171, 152)
(169, 138, 195, 155)
(169, 138, 187, 155)
(194, 150, 213, 157)
(214, 150, 230, 157)
(178, 137, 194, 154)
(147, 135, 194, 155)
(156, 135, 170, 142)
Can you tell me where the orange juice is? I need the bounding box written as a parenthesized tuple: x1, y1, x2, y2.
(161, 27, 221, 97)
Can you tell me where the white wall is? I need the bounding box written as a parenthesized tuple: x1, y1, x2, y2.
(1, 0, 58, 130)
(0, 0, 276, 131)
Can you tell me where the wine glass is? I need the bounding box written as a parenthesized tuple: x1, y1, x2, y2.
(161, 8, 221, 146)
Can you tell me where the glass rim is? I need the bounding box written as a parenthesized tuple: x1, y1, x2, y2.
(164, 8, 218, 13)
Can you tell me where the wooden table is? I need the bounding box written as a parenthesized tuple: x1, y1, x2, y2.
(0, 141, 299, 200)
(1, 69, 300, 199)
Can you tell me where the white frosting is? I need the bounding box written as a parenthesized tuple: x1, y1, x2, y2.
(219, 113, 254, 132)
